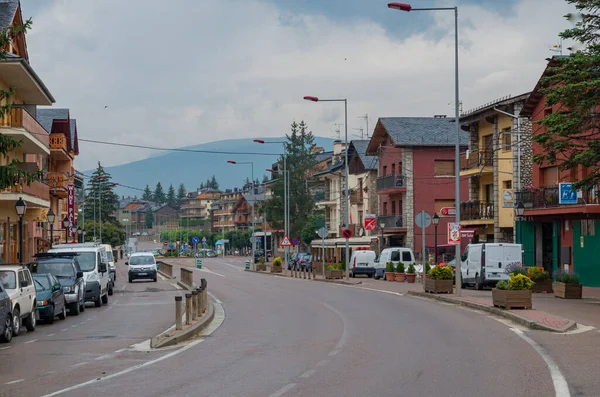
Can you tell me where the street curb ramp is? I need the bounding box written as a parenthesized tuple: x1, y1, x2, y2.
(244, 269, 363, 285)
(150, 299, 215, 349)
(407, 291, 577, 333)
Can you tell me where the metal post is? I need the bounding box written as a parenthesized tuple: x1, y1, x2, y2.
(175, 296, 183, 330)
(263, 213, 267, 259)
(344, 99, 350, 281)
(99, 187, 102, 243)
(18, 216, 23, 264)
(380, 226, 385, 255)
(283, 156, 288, 273)
(185, 293, 192, 325)
(453, 7, 462, 296)
(434, 224, 438, 264)
(251, 163, 255, 271)
(50, 223, 54, 248)
(421, 212, 426, 288)
(322, 235, 325, 279)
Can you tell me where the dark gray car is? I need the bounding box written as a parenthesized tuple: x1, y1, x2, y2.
(0, 284, 12, 343)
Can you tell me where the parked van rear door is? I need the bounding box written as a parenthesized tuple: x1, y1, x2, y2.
(485, 244, 522, 282)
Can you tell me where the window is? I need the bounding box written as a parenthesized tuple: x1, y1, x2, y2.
(434, 160, 454, 177)
(582, 219, 595, 236)
(542, 167, 559, 186)
(502, 128, 511, 151)
(390, 251, 400, 261)
(402, 251, 412, 262)
(503, 180, 512, 189)
(391, 201, 396, 215)
(391, 164, 395, 175)
(383, 202, 388, 215)
(383, 165, 387, 176)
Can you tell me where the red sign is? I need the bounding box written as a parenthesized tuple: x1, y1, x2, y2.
(342, 228, 353, 239)
(280, 235, 292, 247)
(440, 207, 456, 217)
(163, 242, 168, 246)
(364, 217, 377, 231)
(67, 184, 75, 238)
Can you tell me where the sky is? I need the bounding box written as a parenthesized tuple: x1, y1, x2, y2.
(21, 0, 575, 172)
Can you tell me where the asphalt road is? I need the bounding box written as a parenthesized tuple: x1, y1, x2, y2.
(3, 254, 579, 397)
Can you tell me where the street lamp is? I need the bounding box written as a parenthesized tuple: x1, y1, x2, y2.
(82, 229, 87, 243)
(63, 216, 71, 244)
(71, 224, 78, 243)
(388, 2, 462, 295)
(514, 202, 525, 244)
(304, 95, 350, 280)
(47, 208, 55, 248)
(15, 197, 26, 264)
(380, 222, 386, 255)
(432, 213, 440, 264)
(227, 160, 255, 268)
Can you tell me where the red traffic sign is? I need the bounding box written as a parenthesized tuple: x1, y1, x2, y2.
(364, 217, 376, 231)
(280, 235, 292, 247)
(163, 242, 168, 246)
(440, 207, 456, 217)
(342, 228, 353, 239)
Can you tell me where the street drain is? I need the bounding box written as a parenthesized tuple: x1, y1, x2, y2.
(86, 335, 117, 340)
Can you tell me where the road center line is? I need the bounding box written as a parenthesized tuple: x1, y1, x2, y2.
(5, 379, 24, 385)
(268, 383, 296, 397)
(60, 328, 68, 332)
(71, 362, 89, 368)
(95, 354, 112, 360)
(300, 369, 315, 379)
(0, 346, 11, 350)
(197, 267, 226, 277)
(510, 328, 570, 397)
(24, 339, 38, 344)
(47, 333, 56, 337)
(315, 360, 329, 367)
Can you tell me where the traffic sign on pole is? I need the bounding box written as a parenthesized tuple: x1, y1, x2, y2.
(280, 235, 292, 247)
(192, 236, 199, 245)
(415, 211, 432, 229)
(317, 227, 329, 239)
(342, 228, 353, 239)
(292, 238, 299, 246)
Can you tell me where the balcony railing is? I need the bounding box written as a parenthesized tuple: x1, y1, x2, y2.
(1, 180, 50, 202)
(46, 172, 71, 190)
(459, 150, 493, 171)
(0, 107, 49, 148)
(213, 221, 235, 227)
(460, 201, 494, 221)
(49, 133, 68, 151)
(516, 185, 600, 209)
(376, 175, 405, 192)
(213, 209, 234, 216)
(378, 214, 404, 228)
(181, 203, 207, 210)
(350, 190, 364, 205)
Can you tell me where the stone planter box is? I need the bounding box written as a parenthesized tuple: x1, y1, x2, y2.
(425, 278, 453, 294)
(326, 269, 343, 280)
(256, 264, 267, 271)
(531, 279, 553, 293)
(553, 282, 582, 299)
(385, 272, 395, 281)
(270, 265, 282, 273)
(395, 273, 406, 282)
(492, 289, 532, 309)
(406, 273, 416, 283)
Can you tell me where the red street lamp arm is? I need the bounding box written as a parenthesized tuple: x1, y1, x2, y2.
(304, 95, 346, 103)
(388, 2, 455, 11)
(227, 160, 237, 164)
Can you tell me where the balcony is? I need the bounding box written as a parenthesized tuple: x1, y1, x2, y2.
(213, 221, 235, 228)
(46, 172, 71, 198)
(213, 209, 235, 216)
(0, 107, 50, 155)
(517, 186, 600, 215)
(49, 133, 72, 160)
(460, 201, 494, 224)
(376, 175, 406, 194)
(181, 203, 207, 211)
(1, 180, 50, 207)
(378, 214, 405, 229)
(459, 150, 493, 177)
(350, 190, 364, 205)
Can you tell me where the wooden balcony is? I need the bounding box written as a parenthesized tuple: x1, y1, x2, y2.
(46, 172, 71, 198)
(0, 107, 50, 155)
(0, 180, 50, 206)
(350, 190, 364, 205)
(376, 175, 406, 194)
(459, 150, 493, 176)
(460, 201, 494, 225)
(49, 133, 72, 160)
(213, 209, 235, 216)
(213, 221, 235, 228)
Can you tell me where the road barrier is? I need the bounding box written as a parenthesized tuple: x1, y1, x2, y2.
(201, 278, 208, 313)
(192, 290, 199, 321)
(181, 268, 193, 288)
(159, 261, 173, 278)
(175, 296, 183, 330)
(185, 293, 192, 325)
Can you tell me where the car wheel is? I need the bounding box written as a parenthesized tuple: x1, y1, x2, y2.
(24, 309, 36, 332)
(108, 284, 114, 296)
(102, 293, 108, 305)
(70, 301, 80, 316)
(58, 303, 67, 320)
(368, 273, 373, 278)
(0, 316, 12, 343)
(12, 308, 20, 336)
(153, 277, 157, 282)
(47, 305, 55, 324)
(94, 294, 102, 307)
(80, 297, 85, 312)
(129, 276, 133, 283)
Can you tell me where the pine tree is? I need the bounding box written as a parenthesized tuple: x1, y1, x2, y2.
(84, 163, 119, 225)
(141, 185, 153, 201)
(154, 182, 166, 205)
(210, 175, 219, 190)
(177, 184, 187, 205)
(145, 208, 154, 229)
(199, 182, 205, 189)
(166, 183, 177, 206)
(262, 174, 269, 183)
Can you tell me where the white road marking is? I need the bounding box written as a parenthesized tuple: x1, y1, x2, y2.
(197, 267, 225, 277)
(60, 328, 68, 332)
(170, 283, 182, 290)
(300, 369, 315, 378)
(95, 354, 112, 360)
(5, 379, 24, 385)
(71, 362, 89, 368)
(562, 324, 596, 335)
(348, 285, 403, 296)
(510, 328, 570, 397)
(269, 383, 296, 397)
(47, 333, 56, 337)
(114, 348, 127, 353)
(321, 302, 349, 351)
(158, 273, 167, 281)
(328, 350, 339, 357)
(221, 262, 242, 271)
(71, 325, 78, 328)
(207, 291, 222, 304)
(42, 371, 57, 376)
(315, 360, 329, 367)
(0, 346, 11, 350)
(24, 339, 38, 344)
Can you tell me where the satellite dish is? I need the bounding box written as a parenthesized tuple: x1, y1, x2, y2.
(359, 228, 365, 237)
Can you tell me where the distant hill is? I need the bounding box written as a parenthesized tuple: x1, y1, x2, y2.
(87, 136, 336, 196)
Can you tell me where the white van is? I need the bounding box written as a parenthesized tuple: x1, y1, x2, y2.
(349, 250, 376, 278)
(374, 247, 416, 279)
(460, 243, 523, 289)
(49, 243, 110, 307)
(101, 244, 116, 294)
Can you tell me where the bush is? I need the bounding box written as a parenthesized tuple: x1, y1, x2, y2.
(407, 263, 416, 274)
(396, 262, 405, 273)
(273, 257, 282, 267)
(495, 280, 509, 290)
(527, 266, 550, 281)
(425, 262, 431, 274)
(327, 264, 343, 271)
(505, 263, 527, 276)
(386, 262, 395, 273)
(340, 259, 346, 271)
(508, 273, 534, 290)
(429, 265, 453, 280)
(555, 271, 580, 284)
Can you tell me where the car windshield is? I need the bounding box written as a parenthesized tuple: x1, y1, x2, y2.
(36, 261, 74, 277)
(130, 255, 155, 265)
(33, 275, 50, 290)
(76, 252, 97, 272)
(107, 251, 114, 262)
(0, 270, 16, 289)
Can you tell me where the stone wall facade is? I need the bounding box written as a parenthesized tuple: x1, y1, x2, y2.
(402, 148, 414, 250)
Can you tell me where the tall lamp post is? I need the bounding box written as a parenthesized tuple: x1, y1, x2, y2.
(15, 198, 26, 264)
(47, 208, 55, 248)
(227, 160, 255, 268)
(304, 95, 350, 280)
(514, 202, 525, 244)
(63, 216, 71, 244)
(388, 2, 462, 295)
(380, 222, 386, 255)
(432, 213, 440, 264)
(82, 229, 87, 243)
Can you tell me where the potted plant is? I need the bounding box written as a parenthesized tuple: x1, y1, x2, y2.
(425, 265, 453, 294)
(492, 273, 534, 309)
(385, 262, 396, 281)
(271, 256, 283, 273)
(553, 271, 582, 299)
(527, 266, 552, 293)
(395, 262, 405, 282)
(256, 257, 267, 271)
(406, 263, 416, 283)
(326, 264, 343, 280)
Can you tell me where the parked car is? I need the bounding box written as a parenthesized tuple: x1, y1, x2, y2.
(298, 254, 313, 271)
(254, 249, 266, 263)
(102, 244, 117, 284)
(30, 253, 86, 315)
(127, 252, 158, 282)
(349, 250, 376, 278)
(290, 252, 310, 269)
(32, 273, 67, 324)
(0, 283, 13, 342)
(0, 265, 37, 336)
(460, 243, 523, 289)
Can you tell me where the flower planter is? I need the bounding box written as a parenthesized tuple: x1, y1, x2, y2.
(256, 264, 267, 271)
(406, 273, 416, 283)
(553, 282, 582, 299)
(270, 265, 282, 273)
(395, 273, 406, 282)
(531, 279, 553, 293)
(492, 289, 532, 309)
(424, 278, 453, 294)
(385, 272, 396, 281)
(326, 269, 343, 280)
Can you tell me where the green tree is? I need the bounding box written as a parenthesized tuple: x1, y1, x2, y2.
(263, 120, 317, 238)
(141, 184, 153, 201)
(153, 182, 166, 204)
(84, 163, 119, 225)
(83, 221, 125, 247)
(210, 175, 219, 190)
(533, 0, 600, 191)
(166, 183, 177, 206)
(262, 174, 269, 183)
(0, 19, 42, 190)
(301, 212, 325, 245)
(145, 208, 154, 229)
(177, 183, 187, 205)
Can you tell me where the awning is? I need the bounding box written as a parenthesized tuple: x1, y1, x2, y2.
(460, 227, 478, 238)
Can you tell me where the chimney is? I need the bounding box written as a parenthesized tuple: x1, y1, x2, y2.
(434, 115, 447, 118)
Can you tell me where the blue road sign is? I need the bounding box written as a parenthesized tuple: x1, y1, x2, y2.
(169, 244, 175, 249)
(192, 236, 199, 245)
(559, 183, 578, 204)
(256, 237, 262, 243)
(292, 238, 300, 246)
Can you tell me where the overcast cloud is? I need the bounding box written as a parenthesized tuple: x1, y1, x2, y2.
(22, 0, 574, 171)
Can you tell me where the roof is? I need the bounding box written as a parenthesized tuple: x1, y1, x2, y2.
(242, 193, 271, 203)
(313, 162, 344, 177)
(0, 56, 55, 104)
(460, 93, 530, 122)
(315, 151, 333, 164)
(380, 117, 468, 146)
(0, 0, 18, 30)
(36, 108, 69, 133)
(348, 140, 377, 171)
(521, 56, 569, 117)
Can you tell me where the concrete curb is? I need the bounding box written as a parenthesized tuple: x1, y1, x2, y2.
(177, 281, 192, 290)
(244, 269, 362, 285)
(407, 291, 577, 333)
(151, 300, 215, 349)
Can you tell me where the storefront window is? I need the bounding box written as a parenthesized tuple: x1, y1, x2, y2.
(582, 219, 595, 236)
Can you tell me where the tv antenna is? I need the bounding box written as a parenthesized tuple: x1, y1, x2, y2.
(352, 128, 365, 139)
(332, 123, 343, 140)
(549, 39, 563, 55)
(358, 114, 369, 138)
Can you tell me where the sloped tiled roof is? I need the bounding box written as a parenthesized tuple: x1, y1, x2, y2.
(0, 0, 18, 30)
(349, 140, 377, 171)
(315, 151, 333, 164)
(36, 108, 69, 133)
(69, 119, 77, 152)
(379, 117, 468, 146)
